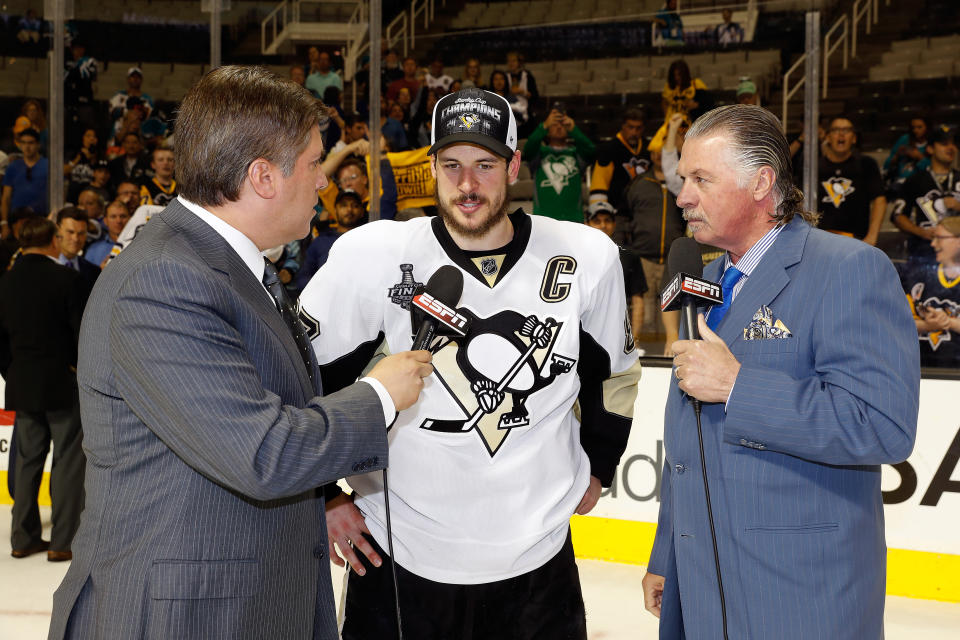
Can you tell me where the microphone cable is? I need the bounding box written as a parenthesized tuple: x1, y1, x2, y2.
(381, 469, 404, 640)
(692, 394, 729, 640)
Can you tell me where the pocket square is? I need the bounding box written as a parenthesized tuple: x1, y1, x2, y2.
(743, 305, 792, 340)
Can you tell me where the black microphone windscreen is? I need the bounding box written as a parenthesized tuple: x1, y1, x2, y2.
(425, 265, 464, 307)
(667, 237, 703, 280)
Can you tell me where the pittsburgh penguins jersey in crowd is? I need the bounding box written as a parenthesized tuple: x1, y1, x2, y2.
(139, 177, 178, 207)
(892, 167, 960, 259)
(589, 133, 651, 215)
(300, 210, 641, 584)
(817, 154, 883, 239)
(898, 260, 960, 367)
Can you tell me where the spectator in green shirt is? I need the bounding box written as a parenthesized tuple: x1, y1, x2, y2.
(522, 107, 595, 223)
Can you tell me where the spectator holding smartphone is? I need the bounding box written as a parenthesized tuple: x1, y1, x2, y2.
(523, 105, 595, 223)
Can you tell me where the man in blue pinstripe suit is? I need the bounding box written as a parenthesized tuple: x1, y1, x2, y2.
(642, 105, 920, 639)
(48, 66, 432, 639)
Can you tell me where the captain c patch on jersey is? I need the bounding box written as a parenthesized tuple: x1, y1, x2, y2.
(421, 307, 577, 456)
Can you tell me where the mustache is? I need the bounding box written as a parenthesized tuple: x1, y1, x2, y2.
(452, 192, 487, 204)
(682, 209, 702, 221)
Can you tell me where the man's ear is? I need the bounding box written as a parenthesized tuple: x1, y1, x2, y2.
(247, 158, 278, 199)
(507, 150, 522, 185)
(753, 166, 776, 203)
(429, 154, 438, 179)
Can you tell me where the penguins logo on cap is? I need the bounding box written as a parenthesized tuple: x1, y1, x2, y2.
(459, 113, 481, 129)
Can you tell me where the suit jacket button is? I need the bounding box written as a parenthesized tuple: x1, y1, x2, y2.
(313, 546, 324, 559)
(674, 464, 686, 474)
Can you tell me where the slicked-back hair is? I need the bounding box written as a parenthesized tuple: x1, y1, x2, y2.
(686, 104, 817, 225)
(20, 217, 58, 249)
(175, 65, 326, 207)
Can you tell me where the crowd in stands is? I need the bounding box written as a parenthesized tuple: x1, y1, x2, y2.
(0, 13, 957, 371)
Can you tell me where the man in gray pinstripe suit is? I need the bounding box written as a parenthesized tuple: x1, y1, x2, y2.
(48, 66, 432, 640)
(642, 106, 919, 639)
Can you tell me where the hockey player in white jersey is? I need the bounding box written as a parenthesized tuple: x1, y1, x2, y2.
(300, 87, 642, 639)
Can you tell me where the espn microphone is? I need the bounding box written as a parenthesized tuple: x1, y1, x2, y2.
(410, 266, 467, 350)
(661, 237, 723, 412)
(661, 237, 723, 341)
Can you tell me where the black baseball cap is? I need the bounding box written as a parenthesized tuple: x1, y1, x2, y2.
(929, 125, 957, 145)
(428, 88, 518, 159)
(335, 189, 364, 207)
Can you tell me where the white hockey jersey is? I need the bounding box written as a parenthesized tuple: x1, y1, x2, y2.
(300, 210, 641, 584)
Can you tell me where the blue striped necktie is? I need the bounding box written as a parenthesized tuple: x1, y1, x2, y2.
(707, 266, 744, 331)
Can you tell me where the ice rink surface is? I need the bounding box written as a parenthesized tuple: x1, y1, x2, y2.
(3, 506, 958, 639)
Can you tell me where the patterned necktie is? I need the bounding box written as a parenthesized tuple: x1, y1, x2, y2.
(261, 259, 316, 387)
(66, 258, 78, 271)
(706, 266, 744, 331)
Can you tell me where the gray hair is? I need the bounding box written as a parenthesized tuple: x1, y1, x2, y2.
(685, 105, 818, 225)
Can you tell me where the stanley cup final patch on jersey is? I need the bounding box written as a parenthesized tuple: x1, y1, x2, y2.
(387, 263, 423, 310)
(420, 308, 577, 456)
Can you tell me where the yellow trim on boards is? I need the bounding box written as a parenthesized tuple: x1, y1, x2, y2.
(1, 470, 51, 506)
(569, 515, 960, 603)
(3, 475, 954, 603)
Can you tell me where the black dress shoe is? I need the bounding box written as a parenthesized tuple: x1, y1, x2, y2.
(47, 550, 73, 562)
(11, 540, 50, 558)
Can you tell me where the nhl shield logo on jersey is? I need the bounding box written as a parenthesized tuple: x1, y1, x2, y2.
(479, 257, 498, 276)
(822, 176, 855, 207)
(387, 264, 423, 310)
(420, 309, 576, 456)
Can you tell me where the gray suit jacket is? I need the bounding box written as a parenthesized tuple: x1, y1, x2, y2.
(49, 200, 388, 640)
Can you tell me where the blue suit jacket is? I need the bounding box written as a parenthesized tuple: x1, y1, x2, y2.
(49, 201, 389, 639)
(648, 217, 920, 639)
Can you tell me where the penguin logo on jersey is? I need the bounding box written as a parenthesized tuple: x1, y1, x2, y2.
(541, 154, 578, 194)
(909, 283, 959, 350)
(421, 309, 576, 456)
(459, 113, 481, 129)
(822, 176, 855, 208)
(623, 157, 651, 179)
(915, 190, 942, 225)
(387, 264, 423, 310)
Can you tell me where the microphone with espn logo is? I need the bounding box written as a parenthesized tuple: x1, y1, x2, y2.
(411, 265, 470, 350)
(661, 237, 724, 343)
(660, 241, 723, 314)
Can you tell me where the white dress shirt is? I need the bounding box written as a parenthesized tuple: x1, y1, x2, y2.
(177, 196, 395, 424)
